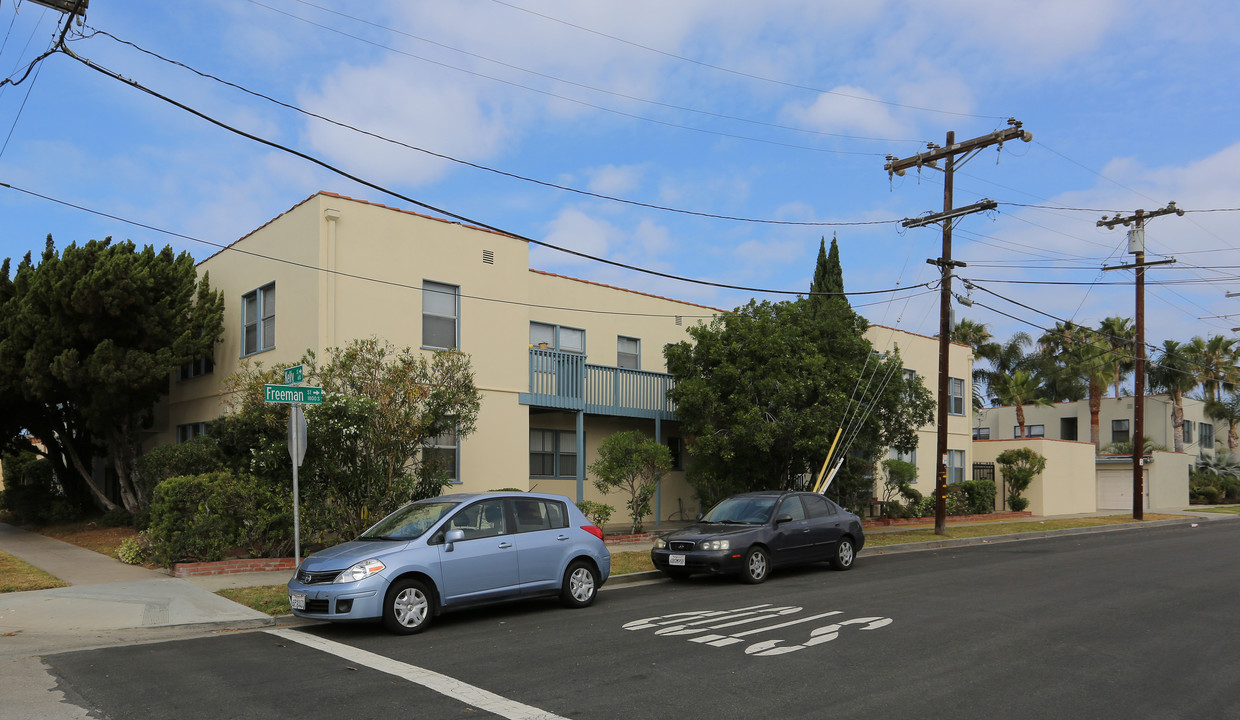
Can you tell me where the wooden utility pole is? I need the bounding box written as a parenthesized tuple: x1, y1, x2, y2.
(1099, 202, 1182, 520)
(885, 119, 1032, 535)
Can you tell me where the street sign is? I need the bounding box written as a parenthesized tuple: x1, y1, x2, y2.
(288, 404, 307, 467)
(264, 384, 322, 405)
(284, 365, 304, 385)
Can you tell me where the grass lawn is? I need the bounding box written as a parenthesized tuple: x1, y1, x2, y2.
(0, 550, 67, 593)
(216, 585, 291, 616)
(1191, 506, 1240, 515)
(864, 513, 1188, 547)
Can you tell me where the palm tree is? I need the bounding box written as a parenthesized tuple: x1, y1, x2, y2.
(991, 370, 1053, 438)
(1205, 391, 1240, 454)
(953, 318, 997, 411)
(976, 332, 1033, 406)
(1148, 340, 1197, 453)
(1098, 316, 1136, 398)
(1187, 334, 1240, 404)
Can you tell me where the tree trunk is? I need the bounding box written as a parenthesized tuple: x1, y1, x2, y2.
(1089, 379, 1102, 454)
(1016, 405, 1026, 438)
(1170, 392, 1184, 454)
(56, 427, 119, 511)
(1229, 420, 1238, 454)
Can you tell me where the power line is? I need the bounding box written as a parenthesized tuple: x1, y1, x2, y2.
(236, 3, 884, 158)
(488, 0, 1006, 121)
(273, 0, 924, 146)
(80, 28, 898, 229)
(0, 181, 933, 306)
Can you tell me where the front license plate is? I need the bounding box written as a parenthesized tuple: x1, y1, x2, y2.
(669, 554, 686, 566)
(290, 593, 306, 611)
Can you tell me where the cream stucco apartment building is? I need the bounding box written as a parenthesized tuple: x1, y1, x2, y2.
(155, 191, 972, 523)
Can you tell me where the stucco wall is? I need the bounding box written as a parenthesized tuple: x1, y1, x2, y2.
(972, 438, 1097, 516)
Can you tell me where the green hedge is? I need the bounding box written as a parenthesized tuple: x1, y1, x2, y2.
(146, 472, 292, 566)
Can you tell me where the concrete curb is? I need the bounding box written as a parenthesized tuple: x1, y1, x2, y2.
(860, 516, 1217, 557)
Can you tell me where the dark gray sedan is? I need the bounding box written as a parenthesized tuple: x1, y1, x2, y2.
(650, 491, 864, 583)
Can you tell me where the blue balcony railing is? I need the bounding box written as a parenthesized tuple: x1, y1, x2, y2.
(520, 348, 676, 420)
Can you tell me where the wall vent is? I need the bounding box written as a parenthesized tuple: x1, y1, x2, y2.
(482, 249, 495, 265)
(675, 316, 683, 326)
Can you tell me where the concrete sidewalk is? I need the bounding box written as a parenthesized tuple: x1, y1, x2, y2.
(0, 523, 277, 659)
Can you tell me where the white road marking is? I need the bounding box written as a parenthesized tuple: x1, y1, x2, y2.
(267, 628, 567, 720)
(625, 606, 894, 656)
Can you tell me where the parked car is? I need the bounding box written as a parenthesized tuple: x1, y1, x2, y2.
(650, 491, 864, 583)
(287, 491, 611, 634)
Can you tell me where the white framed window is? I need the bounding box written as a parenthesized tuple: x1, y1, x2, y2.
(618, 336, 640, 369)
(529, 322, 585, 354)
(422, 281, 459, 349)
(424, 425, 459, 484)
(973, 427, 991, 440)
(1183, 420, 1194, 444)
(947, 449, 965, 484)
(176, 422, 207, 444)
(890, 447, 916, 465)
(242, 283, 275, 356)
(530, 429, 577, 478)
(949, 377, 966, 415)
(1200, 422, 1215, 449)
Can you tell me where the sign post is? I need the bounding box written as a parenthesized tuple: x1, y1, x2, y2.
(267, 376, 321, 570)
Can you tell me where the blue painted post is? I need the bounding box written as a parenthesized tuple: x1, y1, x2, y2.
(576, 410, 585, 504)
(655, 416, 662, 526)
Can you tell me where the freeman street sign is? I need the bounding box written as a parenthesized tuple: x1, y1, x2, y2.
(264, 384, 323, 405)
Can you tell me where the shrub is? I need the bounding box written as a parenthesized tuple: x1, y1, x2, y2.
(957, 480, 997, 515)
(589, 431, 671, 533)
(1008, 495, 1030, 512)
(133, 436, 227, 505)
(117, 532, 153, 565)
(1193, 485, 1222, 504)
(147, 472, 292, 566)
(576, 500, 615, 530)
(100, 508, 134, 527)
(996, 447, 1047, 512)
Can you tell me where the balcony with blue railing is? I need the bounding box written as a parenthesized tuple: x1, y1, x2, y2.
(519, 347, 676, 420)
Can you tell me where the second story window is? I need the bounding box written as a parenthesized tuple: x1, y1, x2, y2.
(949, 377, 965, 415)
(423, 281, 459, 350)
(242, 283, 275, 356)
(1112, 419, 1130, 445)
(529, 322, 585, 354)
(178, 356, 214, 381)
(618, 336, 640, 369)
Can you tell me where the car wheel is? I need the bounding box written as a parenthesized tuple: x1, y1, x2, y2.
(741, 546, 769, 584)
(561, 560, 599, 608)
(831, 536, 856, 571)
(383, 578, 433, 635)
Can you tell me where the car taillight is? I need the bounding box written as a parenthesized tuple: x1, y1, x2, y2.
(581, 525, 604, 540)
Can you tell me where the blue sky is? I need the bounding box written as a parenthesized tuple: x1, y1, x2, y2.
(2, 0, 1239, 358)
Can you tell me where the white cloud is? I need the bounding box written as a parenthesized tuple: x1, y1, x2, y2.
(782, 86, 907, 139)
(534, 207, 620, 268)
(586, 164, 646, 195)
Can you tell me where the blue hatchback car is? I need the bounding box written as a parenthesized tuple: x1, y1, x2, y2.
(287, 491, 611, 634)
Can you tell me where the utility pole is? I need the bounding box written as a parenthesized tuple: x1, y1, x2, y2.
(1098, 202, 1182, 521)
(885, 119, 1032, 536)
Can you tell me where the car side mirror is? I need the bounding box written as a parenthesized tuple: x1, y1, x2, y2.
(775, 514, 794, 524)
(444, 528, 465, 551)
(696, 512, 704, 521)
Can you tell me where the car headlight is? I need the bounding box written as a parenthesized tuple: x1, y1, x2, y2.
(334, 558, 386, 584)
(700, 539, 730, 551)
(654, 537, 667, 549)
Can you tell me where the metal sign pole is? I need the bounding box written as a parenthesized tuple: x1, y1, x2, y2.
(292, 403, 301, 568)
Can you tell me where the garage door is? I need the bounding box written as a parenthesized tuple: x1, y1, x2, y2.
(1097, 468, 1150, 510)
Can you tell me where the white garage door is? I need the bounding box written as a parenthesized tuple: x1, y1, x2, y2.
(1097, 468, 1150, 510)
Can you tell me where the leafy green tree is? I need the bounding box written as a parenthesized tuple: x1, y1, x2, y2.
(666, 292, 934, 510)
(995, 447, 1047, 512)
(1041, 323, 1114, 453)
(214, 338, 481, 541)
(0, 237, 224, 512)
(1098, 316, 1136, 398)
(1187, 334, 1239, 404)
(588, 430, 671, 533)
(991, 370, 1052, 438)
(1148, 340, 1198, 453)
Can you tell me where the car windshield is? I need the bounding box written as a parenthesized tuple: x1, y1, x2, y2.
(359, 501, 457, 540)
(701, 497, 777, 524)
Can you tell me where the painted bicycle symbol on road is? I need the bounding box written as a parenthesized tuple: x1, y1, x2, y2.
(623, 604, 892, 657)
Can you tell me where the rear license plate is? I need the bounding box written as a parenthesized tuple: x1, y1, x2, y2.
(290, 593, 306, 611)
(669, 554, 686, 566)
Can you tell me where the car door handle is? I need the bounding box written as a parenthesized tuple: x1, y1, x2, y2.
(801, 528, 811, 533)
(556, 534, 570, 541)
(498, 542, 513, 549)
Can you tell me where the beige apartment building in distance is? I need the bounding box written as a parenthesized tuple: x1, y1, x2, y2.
(153, 191, 972, 523)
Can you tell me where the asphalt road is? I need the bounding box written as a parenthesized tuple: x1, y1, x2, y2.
(43, 520, 1240, 719)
